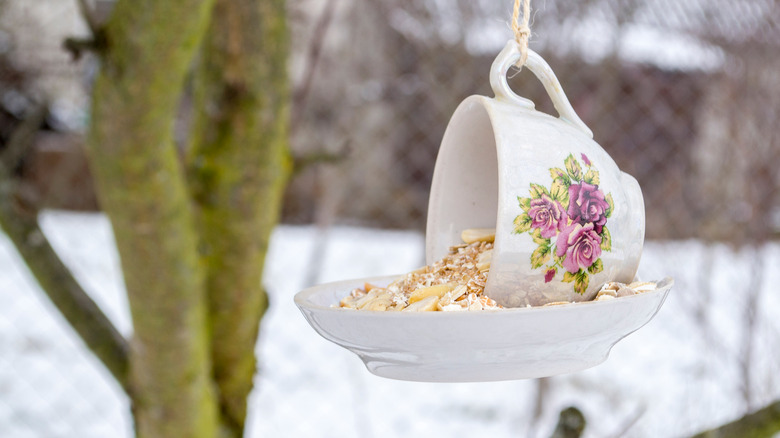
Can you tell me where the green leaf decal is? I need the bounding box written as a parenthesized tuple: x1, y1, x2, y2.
(550, 177, 569, 206)
(605, 193, 614, 218)
(531, 228, 550, 245)
(529, 183, 549, 199)
(530, 245, 551, 269)
(513, 213, 532, 234)
(518, 196, 531, 212)
(562, 271, 576, 283)
(588, 258, 603, 274)
(584, 168, 600, 185)
(600, 227, 612, 252)
(574, 270, 590, 295)
(549, 168, 570, 185)
(564, 154, 582, 181)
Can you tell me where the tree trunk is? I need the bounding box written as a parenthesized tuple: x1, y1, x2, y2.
(188, 0, 291, 435)
(85, 0, 219, 436)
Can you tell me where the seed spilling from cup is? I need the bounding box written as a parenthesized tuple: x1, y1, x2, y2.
(338, 229, 657, 312)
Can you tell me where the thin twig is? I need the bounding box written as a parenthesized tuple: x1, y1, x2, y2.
(292, 141, 349, 175)
(526, 377, 549, 436)
(291, 0, 339, 132)
(65, 0, 108, 61)
(740, 244, 764, 411)
(608, 404, 646, 438)
(64, 0, 109, 61)
(63, 34, 106, 61)
(0, 106, 129, 391)
(75, 0, 100, 35)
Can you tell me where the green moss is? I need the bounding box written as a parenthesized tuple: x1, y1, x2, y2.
(186, 0, 291, 434)
(85, 0, 221, 436)
(691, 401, 780, 438)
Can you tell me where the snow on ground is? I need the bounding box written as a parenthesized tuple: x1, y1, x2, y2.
(1, 211, 779, 437)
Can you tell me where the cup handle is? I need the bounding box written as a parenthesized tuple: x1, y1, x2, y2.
(490, 40, 594, 139)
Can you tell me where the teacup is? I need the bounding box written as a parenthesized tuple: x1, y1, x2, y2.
(426, 40, 645, 307)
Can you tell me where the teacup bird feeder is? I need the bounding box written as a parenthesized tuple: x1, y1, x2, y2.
(427, 41, 646, 307)
(294, 41, 672, 382)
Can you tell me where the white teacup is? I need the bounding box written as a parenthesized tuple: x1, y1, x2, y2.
(426, 41, 645, 307)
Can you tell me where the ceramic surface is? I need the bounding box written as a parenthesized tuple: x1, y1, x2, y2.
(426, 41, 645, 307)
(294, 276, 673, 382)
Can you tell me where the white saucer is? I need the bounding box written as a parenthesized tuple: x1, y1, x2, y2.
(294, 276, 672, 382)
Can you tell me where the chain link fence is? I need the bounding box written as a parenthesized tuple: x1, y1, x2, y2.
(287, 0, 780, 241)
(1, 0, 780, 436)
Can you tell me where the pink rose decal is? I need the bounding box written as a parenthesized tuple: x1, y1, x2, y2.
(555, 222, 602, 273)
(528, 194, 567, 238)
(514, 153, 613, 295)
(568, 182, 610, 233)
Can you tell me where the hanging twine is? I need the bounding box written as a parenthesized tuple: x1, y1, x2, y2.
(511, 0, 531, 69)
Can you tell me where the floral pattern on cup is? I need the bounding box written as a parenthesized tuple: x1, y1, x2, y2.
(513, 153, 614, 295)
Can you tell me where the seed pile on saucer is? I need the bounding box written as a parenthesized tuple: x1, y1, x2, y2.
(339, 228, 657, 311)
(340, 228, 500, 312)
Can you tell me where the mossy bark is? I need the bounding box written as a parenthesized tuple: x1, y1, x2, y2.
(85, 0, 219, 437)
(187, 0, 291, 435)
(691, 401, 780, 438)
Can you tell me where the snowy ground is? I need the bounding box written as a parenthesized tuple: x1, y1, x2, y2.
(1, 211, 779, 437)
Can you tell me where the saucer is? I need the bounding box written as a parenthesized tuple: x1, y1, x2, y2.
(294, 276, 673, 382)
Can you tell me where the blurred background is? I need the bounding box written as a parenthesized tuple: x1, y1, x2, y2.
(1, 0, 779, 437)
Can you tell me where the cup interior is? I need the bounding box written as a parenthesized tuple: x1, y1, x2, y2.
(426, 96, 498, 264)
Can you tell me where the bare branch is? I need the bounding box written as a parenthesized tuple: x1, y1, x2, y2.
(63, 31, 107, 61)
(608, 405, 646, 438)
(75, 0, 100, 35)
(740, 245, 765, 410)
(0, 105, 129, 390)
(292, 141, 349, 175)
(526, 377, 549, 436)
(0, 104, 47, 170)
(64, 0, 108, 61)
(290, 0, 338, 132)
